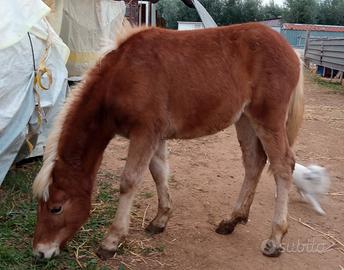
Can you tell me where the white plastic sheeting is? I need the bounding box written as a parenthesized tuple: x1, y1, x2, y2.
(0, 1, 69, 184)
(44, 0, 65, 35)
(0, 0, 50, 50)
(192, 0, 217, 28)
(60, 0, 126, 76)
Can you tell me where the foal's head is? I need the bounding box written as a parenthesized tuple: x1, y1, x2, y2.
(33, 163, 92, 259)
(32, 91, 95, 258)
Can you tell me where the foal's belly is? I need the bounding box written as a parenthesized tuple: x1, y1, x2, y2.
(167, 106, 243, 139)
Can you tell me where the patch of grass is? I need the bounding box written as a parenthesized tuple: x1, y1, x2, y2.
(309, 71, 344, 93)
(141, 245, 165, 256)
(0, 164, 165, 269)
(0, 164, 121, 269)
(141, 191, 154, 199)
(0, 162, 41, 269)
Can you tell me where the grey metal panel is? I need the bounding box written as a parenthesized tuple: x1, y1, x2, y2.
(305, 36, 344, 72)
(323, 39, 344, 46)
(322, 56, 344, 65)
(308, 45, 322, 51)
(322, 61, 344, 71)
(322, 46, 344, 52)
(310, 40, 324, 45)
(307, 49, 322, 55)
(309, 59, 322, 66)
(323, 51, 344, 59)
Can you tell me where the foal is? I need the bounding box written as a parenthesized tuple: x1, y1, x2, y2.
(32, 23, 303, 259)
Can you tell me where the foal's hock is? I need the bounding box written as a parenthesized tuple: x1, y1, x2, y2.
(32, 23, 304, 260)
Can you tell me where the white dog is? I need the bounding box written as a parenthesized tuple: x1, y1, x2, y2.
(292, 163, 330, 215)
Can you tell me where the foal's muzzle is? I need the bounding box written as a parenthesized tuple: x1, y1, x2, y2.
(33, 243, 60, 259)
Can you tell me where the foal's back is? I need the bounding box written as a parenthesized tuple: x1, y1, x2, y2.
(103, 23, 300, 139)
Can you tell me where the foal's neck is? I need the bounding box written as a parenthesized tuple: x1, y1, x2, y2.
(56, 78, 115, 188)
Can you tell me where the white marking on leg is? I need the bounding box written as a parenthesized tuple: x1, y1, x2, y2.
(149, 141, 172, 228)
(100, 133, 158, 251)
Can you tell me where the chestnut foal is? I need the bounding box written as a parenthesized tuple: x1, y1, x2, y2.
(32, 23, 303, 260)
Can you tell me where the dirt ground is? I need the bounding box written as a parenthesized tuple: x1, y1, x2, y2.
(99, 74, 344, 270)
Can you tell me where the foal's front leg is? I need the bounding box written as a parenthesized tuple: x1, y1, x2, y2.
(97, 133, 157, 260)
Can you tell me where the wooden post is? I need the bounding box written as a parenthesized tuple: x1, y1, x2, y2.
(330, 68, 334, 81)
(138, 2, 142, 26)
(304, 31, 311, 68)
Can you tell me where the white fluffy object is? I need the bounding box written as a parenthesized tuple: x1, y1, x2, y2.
(293, 163, 330, 215)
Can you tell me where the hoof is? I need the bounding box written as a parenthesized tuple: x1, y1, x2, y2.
(96, 247, 116, 260)
(145, 223, 165, 234)
(261, 239, 283, 257)
(215, 220, 236, 235)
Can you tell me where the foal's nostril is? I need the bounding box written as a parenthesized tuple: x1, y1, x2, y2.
(38, 251, 45, 259)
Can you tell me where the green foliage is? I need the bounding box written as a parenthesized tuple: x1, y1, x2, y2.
(282, 0, 319, 23)
(157, 0, 199, 28)
(261, 0, 284, 20)
(157, 0, 344, 28)
(311, 74, 344, 93)
(0, 163, 118, 269)
(157, 0, 282, 28)
(318, 0, 344, 25)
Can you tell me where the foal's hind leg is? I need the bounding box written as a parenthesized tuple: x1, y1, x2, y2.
(97, 131, 158, 260)
(254, 125, 295, 257)
(146, 140, 173, 234)
(216, 115, 267, 234)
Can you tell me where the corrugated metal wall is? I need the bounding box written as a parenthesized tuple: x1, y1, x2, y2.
(305, 37, 344, 72)
(281, 30, 344, 48)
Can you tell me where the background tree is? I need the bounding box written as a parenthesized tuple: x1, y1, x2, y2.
(220, 0, 243, 24)
(261, 0, 283, 20)
(318, 0, 344, 25)
(241, 0, 264, 22)
(157, 0, 199, 28)
(157, 0, 344, 29)
(282, 0, 319, 23)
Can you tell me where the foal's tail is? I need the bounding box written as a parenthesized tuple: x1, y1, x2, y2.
(287, 56, 304, 147)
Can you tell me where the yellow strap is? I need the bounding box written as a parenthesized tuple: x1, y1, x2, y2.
(25, 139, 34, 154)
(26, 20, 53, 155)
(36, 66, 52, 90)
(68, 51, 100, 64)
(35, 19, 53, 91)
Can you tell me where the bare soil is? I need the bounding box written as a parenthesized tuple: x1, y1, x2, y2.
(99, 73, 344, 270)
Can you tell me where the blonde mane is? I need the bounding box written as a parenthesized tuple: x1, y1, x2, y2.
(32, 84, 83, 201)
(115, 20, 148, 49)
(32, 23, 147, 201)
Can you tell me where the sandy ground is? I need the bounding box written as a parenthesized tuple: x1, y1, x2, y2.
(99, 74, 344, 270)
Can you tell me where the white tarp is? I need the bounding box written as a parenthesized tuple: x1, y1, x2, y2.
(192, 0, 217, 28)
(60, 0, 126, 77)
(44, 0, 65, 35)
(0, 0, 69, 184)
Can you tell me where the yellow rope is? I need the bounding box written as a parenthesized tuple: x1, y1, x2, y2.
(26, 20, 53, 153)
(35, 20, 53, 91)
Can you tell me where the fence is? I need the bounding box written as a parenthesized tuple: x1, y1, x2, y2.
(304, 33, 344, 75)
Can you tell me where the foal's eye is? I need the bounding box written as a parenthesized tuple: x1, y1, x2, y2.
(50, 206, 63, 214)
